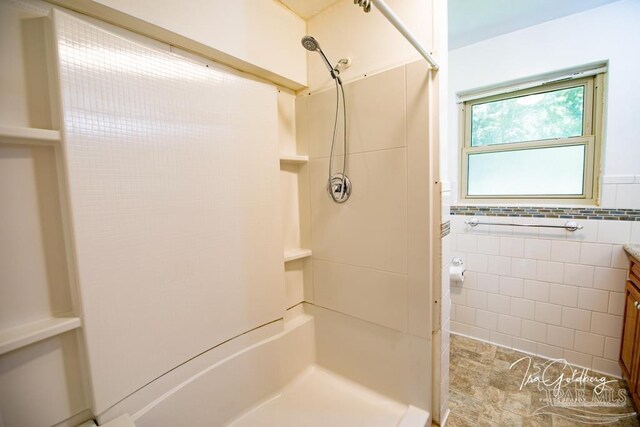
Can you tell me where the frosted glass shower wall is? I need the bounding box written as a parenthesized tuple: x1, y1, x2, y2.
(52, 10, 284, 413)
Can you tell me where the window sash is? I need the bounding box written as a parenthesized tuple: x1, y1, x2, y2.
(461, 136, 595, 199)
(463, 77, 595, 148)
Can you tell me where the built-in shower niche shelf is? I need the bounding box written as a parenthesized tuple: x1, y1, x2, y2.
(0, 316, 81, 356)
(279, 155, 309, 165)
(284, 248, 312, 262)
(0, 125, 61, 145)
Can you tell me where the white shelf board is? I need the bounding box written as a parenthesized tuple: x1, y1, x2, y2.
(279, 155, 309, 164)
(284, 248, 312, 262)
(0, 316, 81, 356)
(0, 125, 61, 145)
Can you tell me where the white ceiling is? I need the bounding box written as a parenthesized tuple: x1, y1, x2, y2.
(449, 0, 622, 50)
(277, 0, 342, 19)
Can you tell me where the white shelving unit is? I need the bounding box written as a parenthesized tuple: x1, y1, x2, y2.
(0, 316, 81, 356)
(284, 248, 312, 263)
(279, 154, 309, 164)
(0, 125, 61, 145)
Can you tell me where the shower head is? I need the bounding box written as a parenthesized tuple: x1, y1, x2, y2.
(301, 35, 320, 51)
(301, 35, 340, 82)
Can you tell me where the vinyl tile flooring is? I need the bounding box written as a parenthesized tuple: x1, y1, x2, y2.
(446, 334, 640, 426)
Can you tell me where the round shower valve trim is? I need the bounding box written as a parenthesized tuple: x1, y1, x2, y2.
(328, 174, 352, 203)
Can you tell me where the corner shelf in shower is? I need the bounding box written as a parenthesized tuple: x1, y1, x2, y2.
(0, 316, 81, 356)
(279, 155, 309, 164)
(284, 248, 312, 262)
(0, 125, 61, 145)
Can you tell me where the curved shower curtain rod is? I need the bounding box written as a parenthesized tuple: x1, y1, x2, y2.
(354, 0, 440, 71)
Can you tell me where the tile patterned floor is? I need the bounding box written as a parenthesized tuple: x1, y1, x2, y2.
(447, 334, 640, 426)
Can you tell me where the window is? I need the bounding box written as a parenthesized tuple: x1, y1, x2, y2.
(460, 74, 605, 203)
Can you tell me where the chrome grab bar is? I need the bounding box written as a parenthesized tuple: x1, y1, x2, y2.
(464, 217, 583, 232)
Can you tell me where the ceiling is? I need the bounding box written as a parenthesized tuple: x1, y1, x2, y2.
(276, 0, 342, 19)
(449, 0, 622, 50)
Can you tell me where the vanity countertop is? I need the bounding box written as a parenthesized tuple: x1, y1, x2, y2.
(624, 244, 640, 261)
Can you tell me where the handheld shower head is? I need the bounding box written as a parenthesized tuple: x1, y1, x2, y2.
(301, 36, 320, 51)
(301, 35, 340, 82)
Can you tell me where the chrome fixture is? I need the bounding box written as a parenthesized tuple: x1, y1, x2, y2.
(465, 217, 583, 232)
(353, 0, 439, 70)
(301, 36, 351, 203)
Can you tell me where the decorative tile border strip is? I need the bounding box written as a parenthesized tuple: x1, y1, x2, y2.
(441, 221, 451, 237)
(450, 205, 640, 221)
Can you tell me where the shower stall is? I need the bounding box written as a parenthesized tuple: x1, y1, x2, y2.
(0, 1, 446, 426)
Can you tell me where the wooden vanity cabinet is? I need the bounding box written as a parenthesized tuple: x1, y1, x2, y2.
(620, 255, 640, 408)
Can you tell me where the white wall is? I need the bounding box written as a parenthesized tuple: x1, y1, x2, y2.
(448, 0, 640, 207)
(48, 0, 307, 89)
(306, 0, 434, 92)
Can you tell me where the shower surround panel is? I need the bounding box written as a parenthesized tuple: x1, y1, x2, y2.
(52, 10, 284, 413)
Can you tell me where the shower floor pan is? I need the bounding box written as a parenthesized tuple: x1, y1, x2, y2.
(230, 364, 428, 427)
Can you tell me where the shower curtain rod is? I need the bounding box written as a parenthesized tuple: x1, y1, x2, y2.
(355, 0, 440, 71)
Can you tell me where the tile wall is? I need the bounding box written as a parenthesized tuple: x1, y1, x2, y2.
(449, 212, 640, 376)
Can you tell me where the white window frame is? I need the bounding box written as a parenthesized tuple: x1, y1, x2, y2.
(459, 74, 605, 205)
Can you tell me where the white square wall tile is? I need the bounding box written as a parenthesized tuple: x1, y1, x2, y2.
(563, 264, 594, 287)
(580, 243, 612, 267)
(546, 325, 574, 349)
(456, 234, 477, 252)
(477, 235, 500, 255)
(563, 350, 592, 369)
(593, 267, 627, 292)
(451, 321, 469, 335)
(521, 319, 547, 342)
(499, 276, 524, 297)
(466, 253, 488, 273)
(490, 331, 513, 348)
(487, 293, 510, 314)
(611, 245, 630, 269)
(592, 357, 622, 377)
(561, 307, 591, 332)
(577, 288, 609, 313)
(536, 261, 564, 283)
(608, 292, 625, 316)
(549, 284, 578, 307)
(477, 273, 500, 293)
(513, 337, 537, 355)
(566, 220, 598, 243)
(487, 255, 512, 276)
(537, 343, 564, 359)
(511, 258, 537, 280)
(466, 289, 488, 309)
(468, 325, 492, 341)
(535, 302, 562, 325)
(456, 305, 476, 325)
(632, 222, 640, 244)
(590, 312, 623, 339)
(599, 184, 617, 208)
(510, 297, 536, 320)
(603, 337, 621, 360)
(523, 280, 550, 302)
(525, 239, 551, 260)
(551, 240, 580, 264)
(498, 314, 522, 336)
(476, 310, 498, 330)
(597, 220, 632, 244)
(500, 237, 525, 257)
(574, 331, 605, 357)
(450, 287, 465, 305)
(615, 184, 640, 210)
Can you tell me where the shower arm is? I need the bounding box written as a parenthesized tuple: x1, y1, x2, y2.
(354, 0, 439, 71)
